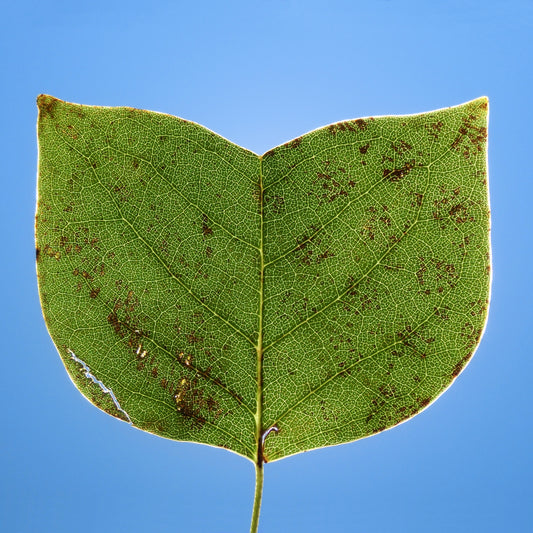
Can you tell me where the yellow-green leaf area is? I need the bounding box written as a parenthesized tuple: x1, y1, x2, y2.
(36, 95, 490, 463)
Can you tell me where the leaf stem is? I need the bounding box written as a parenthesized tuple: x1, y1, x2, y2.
(250, 459, 264, 533)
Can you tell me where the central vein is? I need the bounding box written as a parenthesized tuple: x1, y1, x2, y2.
(255, 156, 265, 465)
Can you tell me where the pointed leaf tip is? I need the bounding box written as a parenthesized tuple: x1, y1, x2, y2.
(37, 94, 61, 120)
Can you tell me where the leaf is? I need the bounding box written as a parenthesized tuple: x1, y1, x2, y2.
(36, 95, 490, 527)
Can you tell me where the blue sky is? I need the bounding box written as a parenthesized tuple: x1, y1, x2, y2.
(1, 1, 532, 531)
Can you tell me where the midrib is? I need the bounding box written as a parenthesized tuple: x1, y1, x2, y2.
(255, 155, 265, 465)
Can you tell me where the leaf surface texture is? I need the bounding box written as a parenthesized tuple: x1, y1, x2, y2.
(36, 95, 490, 462)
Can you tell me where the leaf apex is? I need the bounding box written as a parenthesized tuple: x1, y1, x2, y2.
(478, 95, 488, 105)
(472, 95, 489, 114)
(37, 94, 61, 120)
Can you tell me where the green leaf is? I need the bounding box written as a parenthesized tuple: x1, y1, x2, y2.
(36, 95, 490, 528)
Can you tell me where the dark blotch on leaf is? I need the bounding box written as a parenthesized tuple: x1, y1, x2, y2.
(425, 121, 444, 140)
(452, 354, 471, 378)
(107, 311, 122, 337)
(266, 195, 285, 215)
(37, 94, 59, 120)
(392, 140, 412, 155)
(202, 214, 213, 237)
(289, 137, 302, 149)
(451, 114, 488, 159)
(417, 397, 431, 408)
(359, 143, 370, 155)
(354, 118, 369, 131)
(187, 331, 203, 344)
(383, 160, 415, 182)
(174, 376, 221, 429)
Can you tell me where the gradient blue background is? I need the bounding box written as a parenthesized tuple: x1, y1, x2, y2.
(1, 1, 531, 531)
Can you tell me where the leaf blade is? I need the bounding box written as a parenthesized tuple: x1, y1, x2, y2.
(260, 97, 490, 460)
(36, 95, 261, 459)
(36, 95, 490, 465)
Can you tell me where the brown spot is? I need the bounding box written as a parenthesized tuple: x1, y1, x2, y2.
(175, 351, 244, 404)
(64, 124, 78, 140)
(37, 94, 59, 119)
(174, 376, 219, 429)
(434, 306, 449, 320)
(89, 288, 100, 299)
(451, 114, 487, 158)
(378, 384, 396, 399)
(107, 311, 122, 337)
(444, 264, 456, 275)
(202, 214, 213, 237)
(353, 118, 368, 130)
(112, 185, 130, 202)
(106, 292, 148, 352)
(289, 137, 302, 149)
(359, 143, 370, 155)
(316, 250, 334, 263)
(187, 331, 203, 344)
(266, 195, 285, 214)
(449, 203, 473, 224)
(36, 247, 40, 262)
(294, 226, 329, 266)
(391, 140, 412, 155)
(252, 183, 261, 208)
(383, 160, 415, 182)
(416, 258, 426, 285)
(452, 354, 471, 377)
(424, 121, 444, 140)
(418, 397, 431, 408)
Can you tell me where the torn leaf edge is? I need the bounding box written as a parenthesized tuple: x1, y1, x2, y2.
(68, 349, 132, 424)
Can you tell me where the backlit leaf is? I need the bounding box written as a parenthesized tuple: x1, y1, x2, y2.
(36, 95, 490, 466)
